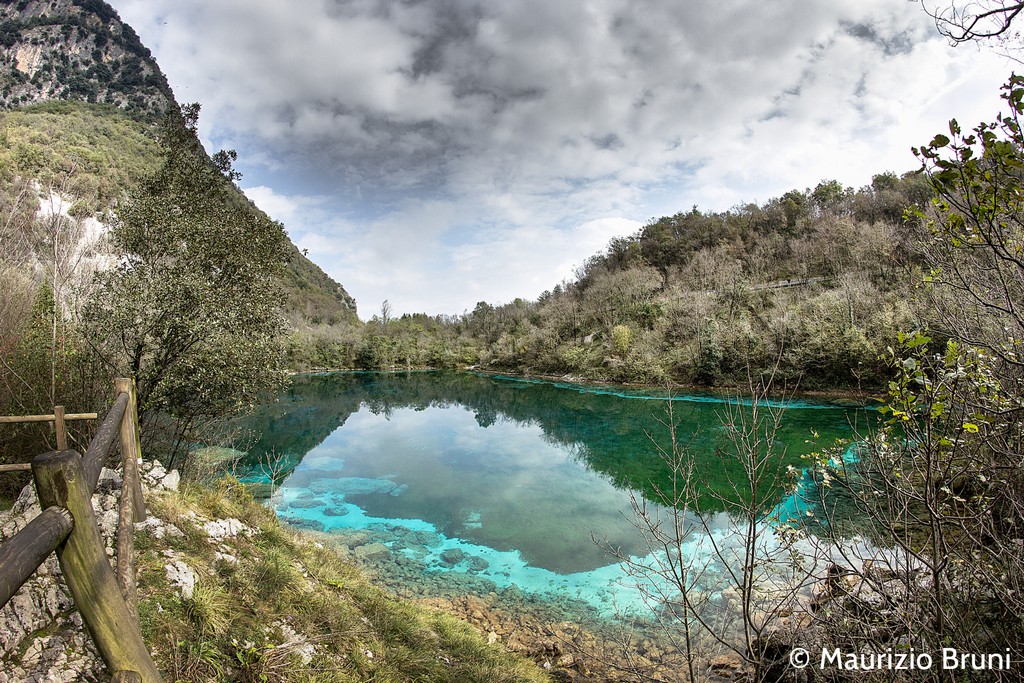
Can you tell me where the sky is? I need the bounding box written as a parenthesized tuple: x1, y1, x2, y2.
(109, 0, 1010, 319)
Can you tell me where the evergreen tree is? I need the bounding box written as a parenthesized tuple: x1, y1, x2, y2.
(84, 104, 289, 464)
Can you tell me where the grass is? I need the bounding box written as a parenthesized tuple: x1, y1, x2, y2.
(135, 477, 552, 682)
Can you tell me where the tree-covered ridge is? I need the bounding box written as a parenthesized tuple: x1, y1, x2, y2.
(590, 172, 930, 287)
(0, 98, 357, 343)
(281, 240, 358, 328)
(309, 172, 932, 392)
(0, 99, 359, 485)
(0, 100, 163, 214)
(0, 0, 173, 117)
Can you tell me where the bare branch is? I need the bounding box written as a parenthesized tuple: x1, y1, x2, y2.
(921, 0, 1024, 45)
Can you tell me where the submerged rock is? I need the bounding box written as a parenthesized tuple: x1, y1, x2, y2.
(285, 517, 326, 532)
(440, 548, 466, 566)
(323, 506, 349, 517)
(466, 555, 490, 572)
(354, 542, 390, 560)
(339, 531, 370, 548)
(334, 477, 405, 496)
(308, 480, 334, 495)
(287, 496, 324, 509)
(405, 529, 441, 546)
(281, 467, 345, 489)
(464, 511, 483, 529)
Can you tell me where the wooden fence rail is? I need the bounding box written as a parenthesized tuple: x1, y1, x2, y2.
(0, 407, 98, 472)
(0, 379, 161, 683)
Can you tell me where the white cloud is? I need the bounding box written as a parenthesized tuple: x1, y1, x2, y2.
(110, 0, 1011, 316)
(241, 186, 305, 225)
(282, 191, 642, 317)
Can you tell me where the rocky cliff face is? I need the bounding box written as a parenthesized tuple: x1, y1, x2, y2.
(0, 0, 361, 329)
(0, 0, 173, 118)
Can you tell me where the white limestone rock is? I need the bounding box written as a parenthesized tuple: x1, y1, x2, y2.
(96, 509, 119, 539)
(135, 516, 183, 540)
(160, 469, 180, 491)
(275, 621, 316, 666)
(165, 560, 197, 600)
(214, 551, 239, 565)
(203, 517, 249, 540)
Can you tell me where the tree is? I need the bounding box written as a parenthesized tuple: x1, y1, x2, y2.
(913, 75, 1024, 368)
(924, 0, 1024, 42)
(810, 179, 847, 216)
(911, 75, 1024, 600)
(607, 376, 818, 682)
(803, 74, 1024, 675)
(84, 104, 290, 465)
(920, 0, 1024, 51)
(378, 299, 393, 326)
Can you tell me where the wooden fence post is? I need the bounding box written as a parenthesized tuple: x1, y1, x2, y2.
(32, 450, 162, 683)
(114, 378, 145, 622)
(114, 378, 146, 522)
(53, 405, 67, 451)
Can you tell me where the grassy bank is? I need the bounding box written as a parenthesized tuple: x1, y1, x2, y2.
(135, 477, 552, 682)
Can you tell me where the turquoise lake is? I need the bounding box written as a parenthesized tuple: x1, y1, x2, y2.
(233, 371, 871, 617)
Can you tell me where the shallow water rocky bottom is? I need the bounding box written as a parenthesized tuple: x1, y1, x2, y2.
(298, 524, 717, 683)
(308, 524, 613, 625)
(288, 518, 769, 683)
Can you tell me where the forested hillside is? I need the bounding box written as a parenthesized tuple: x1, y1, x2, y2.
(0, 0, 359, 329)
(0, 99, 361, 479)
(0, 0, 358, 488)
(318, 172, 934, 392)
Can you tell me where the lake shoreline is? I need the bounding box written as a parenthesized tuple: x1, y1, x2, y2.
(245, 370, 870, 681)
(470, 368, 876, 404)
(291, 366, 877, 405)
(302, 526, 705, 682)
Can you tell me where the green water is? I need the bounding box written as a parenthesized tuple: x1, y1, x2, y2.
(233, 371, 870, 614)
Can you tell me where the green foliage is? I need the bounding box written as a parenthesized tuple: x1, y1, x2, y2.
(811, 179, 848, 214)
(610, 324, 632, 355)
(83, 105, 290, 464)
(0, 281, 107, 489)
(355, 333, 396, 370)
(694, 324, 724, 386)
(279, 241, 358, 328)
(0, 101, 162, 215)
(912, 75, 1024, 366)
(817, 74, 1024, 666)
(373, 171, 930, 389)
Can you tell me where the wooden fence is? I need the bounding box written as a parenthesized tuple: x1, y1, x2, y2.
(0, 378, 161, 683)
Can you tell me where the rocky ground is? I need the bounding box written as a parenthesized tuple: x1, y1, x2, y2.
(0, 462, 180, 683)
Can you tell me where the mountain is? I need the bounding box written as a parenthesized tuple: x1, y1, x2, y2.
(0, 0, 359, 324)
(0, 0, 172, 117)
